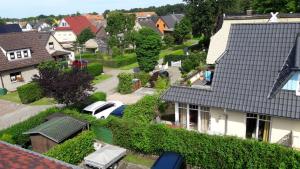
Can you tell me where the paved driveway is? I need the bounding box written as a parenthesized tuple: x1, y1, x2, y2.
(107, 88, 155, 105)
(0, 100, 52, 130)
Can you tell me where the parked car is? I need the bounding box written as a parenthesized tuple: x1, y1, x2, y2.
(150, 70, 170, 88)
(151, 152, 185, 169)
(83, 101, 124, 119)
(110, 105, 126, 117)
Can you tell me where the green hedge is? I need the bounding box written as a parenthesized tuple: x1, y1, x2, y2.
(117, 73, 134, 94)
(88, 92, 107, 103)
(17, 83, 43, 104)
(87, 63, 103, 77)
(163, 55, 186, 66)
(45, 131, 96, 165)
(108, 118, 300, 169)
(134, 72, 150, 87)
(102, 54, 137, 68)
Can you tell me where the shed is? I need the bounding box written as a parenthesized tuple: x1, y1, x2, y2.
(23, 116, 88, 153)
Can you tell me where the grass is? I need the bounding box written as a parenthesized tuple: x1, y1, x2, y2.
(0, 92, 56, 105)
(124, 152, 156, 167)
(0, 92, 21, 103)
(120, 62, 139, 70)
(92, 74, 112, 84)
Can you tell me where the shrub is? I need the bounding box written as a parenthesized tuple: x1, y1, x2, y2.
(117, 73, 134, 94)
(123, 95, 160, 123)
(163, 34, 175, 47)
(45, 131, 96, 165)
(181, 52, 207, 74)
(88, 92, 107, 103)
(112, 46, 122, 57)
(87, 63, 103, 77)
(163, 55, 186, 66)
(108, 119, 300, 168)
(154, 77, 169, 91)
(134, 72, 150, 87)
(102, 54, 137, 68)
(17, 83, 43, 104)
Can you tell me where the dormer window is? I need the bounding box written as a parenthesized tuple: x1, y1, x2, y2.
(10, 52, 15, 60)
(7, 49, 31, 61)
(23, 50, 28, 57)
(282, 72, 300, 91)
(16, 51, 22, 58)
(49, 42, 54, 49)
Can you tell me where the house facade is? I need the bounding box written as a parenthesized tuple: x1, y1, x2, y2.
(155, 14, 184, 34)
(162, 23, 300, 149)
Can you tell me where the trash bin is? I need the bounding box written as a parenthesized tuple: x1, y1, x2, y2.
(0, 88, 7, 96)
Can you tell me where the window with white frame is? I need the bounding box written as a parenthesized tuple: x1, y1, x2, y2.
(16, 51, 22, 58)
(246, 113, 271, 142)
(10, 72, 22, 82)
(49, 42, 54, 49)
(9, 52, 15, 60)
(178, 103, 187, 128)
(23, 50, 29, 57)
(200, 106, 210, 132)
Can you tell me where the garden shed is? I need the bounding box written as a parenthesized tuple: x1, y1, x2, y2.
(23, 116, 88, 153)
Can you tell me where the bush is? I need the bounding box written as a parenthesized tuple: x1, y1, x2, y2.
(112, 46, 122, 57)
(17, 83, 43, 104)
(88, 92, 107, 102)
(87, 63, 103, 77)
(117, 73, 134, 94)
(134, 72, 150, 87)
(163, 55, 186, 66)
(181, 52, 207, 74)
(163, 34, 175, 47)
(123, 95, 161, 123)
(108, 119, 300, 168)
(102, 54, 137, 68)
(154, 77, 169, 91)
(45, 131, 96, 165)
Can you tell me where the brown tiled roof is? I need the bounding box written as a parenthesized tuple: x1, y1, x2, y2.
(0, 141, 78, 169)
(0, 32, 53, 72)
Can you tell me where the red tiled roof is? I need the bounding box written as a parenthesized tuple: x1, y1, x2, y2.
(57, 16, 98, 35)
(55, 27, 72, 31)
(0, 141, 77, 169)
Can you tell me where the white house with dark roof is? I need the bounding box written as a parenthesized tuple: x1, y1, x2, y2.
(162, 23, 300, 149)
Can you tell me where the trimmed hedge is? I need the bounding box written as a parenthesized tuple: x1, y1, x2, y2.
(88, 92, 107, 103)
(17, 83, 43, 104)
(102, 54, 137, 68)
(117, 73, 134, 94)
(163, 55, 186, 66)
(134, 72, 150, 87)
(45, 131, 96, 165)
(87, 63, 103, 77)
(108, 118, 300, 169)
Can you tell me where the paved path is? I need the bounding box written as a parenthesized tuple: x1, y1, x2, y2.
(0, 100, 53, 130)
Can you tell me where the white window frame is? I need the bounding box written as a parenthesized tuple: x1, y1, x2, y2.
(23, 50, 29, 57)
(9, 52, 15, 60)
(49, 42, 54, 49)
(246, 113, 271, 141)
(10, 72, 22, 83)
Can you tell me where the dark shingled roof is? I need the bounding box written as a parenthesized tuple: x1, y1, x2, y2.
(0, 32, 53, 72)
(0, 24, 22, 34)
(23, 116, 88, 143)
(138, 19, 162, 36)
(161, 14, 184, 29)
(0, 141, 79, 169)
(162, 23, 300, 119)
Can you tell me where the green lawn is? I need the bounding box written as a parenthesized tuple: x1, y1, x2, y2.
(124, 152, 156, 167)
(120, 62, 139, 70)
(0, 92, 56, 105)
(92, 74, 112, 84)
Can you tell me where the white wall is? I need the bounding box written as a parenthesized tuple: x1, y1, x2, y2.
(58, 19, 69, 27)
(0, 67, 38, 91)
(210, 108, 226, 135)
(46, 35, 75, 62)
(53, 30, 77, 43)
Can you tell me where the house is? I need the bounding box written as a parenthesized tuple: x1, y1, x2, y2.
(207, 12, 300, 64)
(0, 31, 74, 91)
(84, 14, 106, 28)
(19, 22, 33, 32)
(155, 14, 184, 34)
(85, 38, 98, 53)
(23, 116, 88, 153)
(0, 24, 22, 34)
(0, 141, 79, 169)
(135, 18, 163, 36)
(54, 16, 98, 49)
(95, 26, 109, 54)
(32, 22, 52, 32)
(162, 23, 300, 149)
(130, 12, 157, 19)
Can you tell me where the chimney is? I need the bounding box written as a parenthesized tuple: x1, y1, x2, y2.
(246, 10, 253, 16)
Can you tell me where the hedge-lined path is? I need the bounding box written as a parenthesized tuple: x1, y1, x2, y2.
(0, 100, 53, 130)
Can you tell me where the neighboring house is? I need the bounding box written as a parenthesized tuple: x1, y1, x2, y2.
(0, 32, 53, 91)
(155, 14, 184, 34)
(0, 24, 22, 34)
(162, 23, 300, 149)
(207, 12, 300, 64)
(20, 22, 33, 32)
(130, 12, 157, 19)
(54, 16, 98, 49)
(95, 26, 109, 54)
(32, 22, 52, 32)
(85, 38, 98, 53)
(23, 116, 88, 153)
(84, 14, 106, 28)
(0, 141, 79, 169)
(135, 18, 163, 36)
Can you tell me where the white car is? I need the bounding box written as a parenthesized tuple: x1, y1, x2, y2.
(83, 101, 124, 119)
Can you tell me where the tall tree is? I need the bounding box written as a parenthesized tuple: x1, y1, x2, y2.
(0, 18, 5, 25)
(173, 17, 192, 44)
(77, 28, 95, 45)
(252, 0, 299, 14)
(135, 28, 162, 72)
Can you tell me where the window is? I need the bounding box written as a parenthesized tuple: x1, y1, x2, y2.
(189, 104, 199, 130)
(23, 50, 29, 57)
(163, 24, 166, 28)
(49, 42, 54, 49)
(246, 113, 271, 142)
(200, 106, 210, 132)
(282, 72, 300, 91)
(94, 103, 115, 115)
(9, 52, 15, 60)
(10, 72, 22, 82)
(178, 103, 187, 128)
(16, 51, 22, 58)
(156, 24, 159, 28)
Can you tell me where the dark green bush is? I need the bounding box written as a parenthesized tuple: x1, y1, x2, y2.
(123, 95, 160, 123)
(112, 46, 122, 57)
(102, 54, 137, 68)
(87, 63, 103, 77)
(181, 52, 207, 74)
(163, 55, 186, 66)
(45, 131, 96, 165)
(17, 83, 43, 104)
(134, 72, 150, 87)
(108, 119, 300, 169)
(117, 73, 134, 94)
(88, 92, 107, 103)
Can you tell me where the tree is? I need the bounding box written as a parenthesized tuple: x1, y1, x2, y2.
(173, 18, 192, 44)
(77, 28, 95, 45)
(135, 28, 162, 72)
(0, 18, 5, 25)
(34, 61, 94, 105)
(163, 34, 175, 47)
(252, 0, 299, 14)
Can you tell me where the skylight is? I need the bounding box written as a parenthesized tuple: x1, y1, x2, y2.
(282, 72, 300, 91)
